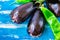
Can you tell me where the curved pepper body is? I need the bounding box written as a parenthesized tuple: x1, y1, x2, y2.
(10, 0, 60, 39)
(40, 7, 60, 40)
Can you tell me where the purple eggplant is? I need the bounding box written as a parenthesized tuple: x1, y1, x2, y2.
(10, 2, 37, 23)
(27, 9, 45, 37)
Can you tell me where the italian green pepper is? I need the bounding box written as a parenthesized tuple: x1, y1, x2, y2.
(40, 7, 60, 40)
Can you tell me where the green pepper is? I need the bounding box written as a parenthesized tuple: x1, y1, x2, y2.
(40, 7, 60, 40)
(15, 0, 31, 4)
(10, 0, 32, 5)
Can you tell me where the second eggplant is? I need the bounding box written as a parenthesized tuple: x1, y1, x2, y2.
(27, 9, 45, 37)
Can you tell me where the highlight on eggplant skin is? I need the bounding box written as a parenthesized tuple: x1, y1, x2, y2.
(10, 2, 36, 24)
(46, 0, 60, 16)
(27, 9, 45, 37)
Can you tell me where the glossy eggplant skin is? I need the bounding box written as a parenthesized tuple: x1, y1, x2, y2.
(46, 0, 60, 16)
(10, 2, 36, 23)
(27, 9, 45, 37)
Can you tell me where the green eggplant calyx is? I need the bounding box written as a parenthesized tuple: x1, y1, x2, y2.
(36, 0, 45, 6)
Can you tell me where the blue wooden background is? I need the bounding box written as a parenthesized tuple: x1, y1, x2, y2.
(0, 0, 60, 40)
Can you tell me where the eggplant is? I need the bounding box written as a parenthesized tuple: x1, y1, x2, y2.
(10, 2, 37, 23)
(46, 0, 60, 16)
(27, 9, 45, 37)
